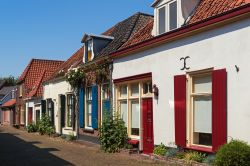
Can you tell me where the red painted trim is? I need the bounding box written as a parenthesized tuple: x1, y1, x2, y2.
(128, 140, 139, 145)
(186, 146, 213, 153)
(113, 72, 152, 84)
(111, 4, 250, 59)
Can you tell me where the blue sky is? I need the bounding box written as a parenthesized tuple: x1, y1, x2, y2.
(0, 0, 153, 77)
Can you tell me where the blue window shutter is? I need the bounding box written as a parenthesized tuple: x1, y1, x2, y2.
(102, 100, 110, 119)
(92, 85, 98, 129)
(79, 87, 85, 128)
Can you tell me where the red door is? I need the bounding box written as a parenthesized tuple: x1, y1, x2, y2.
(142, 98, 154, 154)
(28, 107, 33, 124)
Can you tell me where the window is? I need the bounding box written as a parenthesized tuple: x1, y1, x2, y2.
(116, 80, 152, 138)
(47, 99, 53, 118)
(86, 87, 92, 127)
(157, 0, 178, 34)
(189, 74, 212, 147)
(67, 94, 74, 127)
(19, 85, 23, 97)
(102, 84, 110, 100)
(158, 6, 166, 34)
(87, 40, 93, 61)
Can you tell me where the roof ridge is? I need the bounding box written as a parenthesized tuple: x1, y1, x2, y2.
(31, 58, 64, 62)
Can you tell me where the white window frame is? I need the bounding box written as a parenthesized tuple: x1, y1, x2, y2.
(157, 0, 179, 34)
(187, 70, 213, 148)
(85, 87, 93, 129)
(115, 79, 153, 140)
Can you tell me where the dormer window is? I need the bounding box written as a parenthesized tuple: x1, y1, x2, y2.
(158, 0, 178, 34)
(84, 39, 94, 62)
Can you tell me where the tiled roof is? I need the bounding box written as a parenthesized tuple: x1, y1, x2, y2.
(1, 99, 16, 108)
(98, 12, 153, 57)
(120, 0, 250, 50)
(0, 86, 16, 96)
(45, 47, 84, 81)
(18, 59, 64, 98)
(188, 0, 250, 24)
(120, 20, 154, 49)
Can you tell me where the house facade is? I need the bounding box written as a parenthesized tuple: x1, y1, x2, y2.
(16, 59, 64, 126)
(77, 13, 153, 138)
(0, 86, 17, 125)
(43, 48, 84, 135)
(110, 0, 250, 153)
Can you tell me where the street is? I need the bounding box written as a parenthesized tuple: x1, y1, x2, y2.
(0, 126, 165, 166)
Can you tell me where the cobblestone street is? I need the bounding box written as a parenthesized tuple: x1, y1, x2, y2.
(0, 126, 166, 166)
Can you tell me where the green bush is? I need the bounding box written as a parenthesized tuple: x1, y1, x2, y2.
(203, 154, 215, 165)
(99, 111, 128, 153)
(165, 148, 179, 157)
(66, 132, 76, 141)
(215, 140, 250, 166)
(184, 151, 206, 164)
(37, 114, 55, 135)
(13, 124, 20, 129)
(27, 123, 38, 133)
(153, 143, 168, 156)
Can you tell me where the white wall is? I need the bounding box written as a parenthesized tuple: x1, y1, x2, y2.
(113, 18, 250, 145)
(43, 79, 75, 135)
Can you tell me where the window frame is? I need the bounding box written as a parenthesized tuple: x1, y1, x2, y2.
(115, 79, 153, 140)
(157, 0, 179, 34)
(66, 94, 74, 128)
(187, 71, 213, 148)
(85, 87, 93, 128)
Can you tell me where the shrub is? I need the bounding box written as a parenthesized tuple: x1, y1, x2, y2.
(99, 111, 128, 153)
(66, 132, 76, 141)
(27, 123, 38, 133)
(215, 140, 250, 166)
(37, 114, 55, 135)
(183, 151, 206, 164)
(13, 124, 20, 129)
(165, 148, 179, 157)
(203, 154, 215, 165)
(153, 143, 168, 156)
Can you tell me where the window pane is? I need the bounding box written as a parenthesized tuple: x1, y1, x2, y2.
(120, 85, 127, 98)
(120, 101, 127, 127)
(193, 75, 212, 93)
(102, 84, 110, 100)
(87, 102, 92, 127)
(143, 82, 152, 95)
(87, 87, 92, 100)
(193, 96, 212, 133)
(159, 7, 166, 34)
(131, 84, 139, 97)
(169, 1, 177, 30)
(131, 100, 139, 136)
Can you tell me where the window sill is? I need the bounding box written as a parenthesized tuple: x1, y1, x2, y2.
(186, 145, 213, 153)
(83, 127, 94, 133)
(63, 127, 73, 131)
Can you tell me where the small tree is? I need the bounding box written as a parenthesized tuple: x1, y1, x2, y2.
(99, 111, 128, 153)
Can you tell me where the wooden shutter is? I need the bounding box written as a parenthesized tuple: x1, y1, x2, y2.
(51, 100, 55, 125)
(92, 85, 98, 129)
(60, 95, 66, 128)
(174, 74, 187, 148)
(72, 96, 76, 130)
(41, 100, 46, 117)
(102, 100, 110, 119)
(212, 69, 227, 151)
(79, 87, 85, 128)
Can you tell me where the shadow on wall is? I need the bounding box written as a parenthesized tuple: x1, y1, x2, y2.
(0, 131, 73, 166)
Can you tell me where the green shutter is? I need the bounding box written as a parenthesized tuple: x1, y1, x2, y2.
(60, 95, 66, 128)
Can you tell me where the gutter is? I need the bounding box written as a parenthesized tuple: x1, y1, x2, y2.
(111, 4, 250, 59)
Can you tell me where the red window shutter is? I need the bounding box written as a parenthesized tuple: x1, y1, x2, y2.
(174, 75, 187, 148)
(212, 69, 227, 151)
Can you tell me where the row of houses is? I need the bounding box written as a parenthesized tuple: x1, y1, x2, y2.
(1, 0, 250, 154)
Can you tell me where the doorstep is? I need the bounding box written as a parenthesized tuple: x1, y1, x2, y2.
(77, 134, 100, 145)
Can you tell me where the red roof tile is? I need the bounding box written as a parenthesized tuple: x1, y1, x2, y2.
(18, 59, 64, 98)
(120, 20, 154, 49)
(188, 0, 250, 24)
(120, 0, 250, 50)
(45, 47, 84, 82)
(2, 99, 16, 107)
